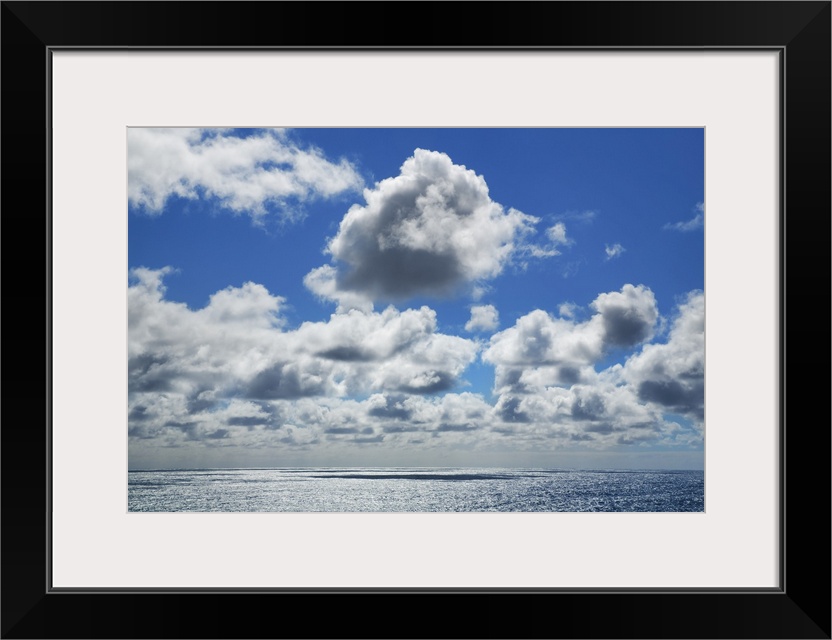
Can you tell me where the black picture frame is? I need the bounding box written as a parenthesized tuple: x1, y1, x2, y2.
(2, 2, 829, 638)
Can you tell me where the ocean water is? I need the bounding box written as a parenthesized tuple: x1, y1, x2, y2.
(128, 468, 704, 512)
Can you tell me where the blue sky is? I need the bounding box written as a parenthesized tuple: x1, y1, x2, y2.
(128, 128, 704, 469)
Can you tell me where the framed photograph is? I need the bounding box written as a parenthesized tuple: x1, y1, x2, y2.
(3, 2, 829, 638)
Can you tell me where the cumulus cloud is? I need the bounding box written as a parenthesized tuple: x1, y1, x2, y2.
(476, 287, 702, 448)
(128, 128, 363, 222)
(128, 268, 479, 434)
(483, 283, 657, 429)
(305, 149, 539, 307)
(664, 202, 705, 232)
(622, 291, 704, 422)
(365, 392, 490, 436)
(489, 382, 666, 446)
(483, 285, 657, 396)
(128, 268, 287, 397)
(591, 285, 659, 347)
(129, 271, 701, 455)
(465, 305, 499, 332)
(304, 265, 373, 313)
(605, 243, 625, 260)
(297, 305, 479, 396)
(485, 285, 657, 368)
(485, 309, 604, 370)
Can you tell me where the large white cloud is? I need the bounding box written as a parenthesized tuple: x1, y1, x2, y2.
(481, 287, 701, 449)
(293, 305, 478, 396)
(130, 391, 501, 453)
(621, 291, 704, 422)
(476, 284, 702, 449)
(129, 270, 701, 455)
(483, 284, 657, 379)
(128, 268, 479, 424)
(484, 376, 693, 450)
(305, 149, 539, 307)
(128, 128, 363, 221)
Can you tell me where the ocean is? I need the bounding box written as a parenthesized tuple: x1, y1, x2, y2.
(128, 467, 704, 512)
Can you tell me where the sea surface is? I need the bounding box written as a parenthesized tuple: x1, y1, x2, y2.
(128, 468, 704, 512)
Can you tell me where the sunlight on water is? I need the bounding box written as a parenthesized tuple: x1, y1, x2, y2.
(128, 468, 704, 513)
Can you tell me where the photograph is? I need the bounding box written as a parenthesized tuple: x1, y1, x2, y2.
(3, 0, 828, 635)
(128, 127, 705, 512)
